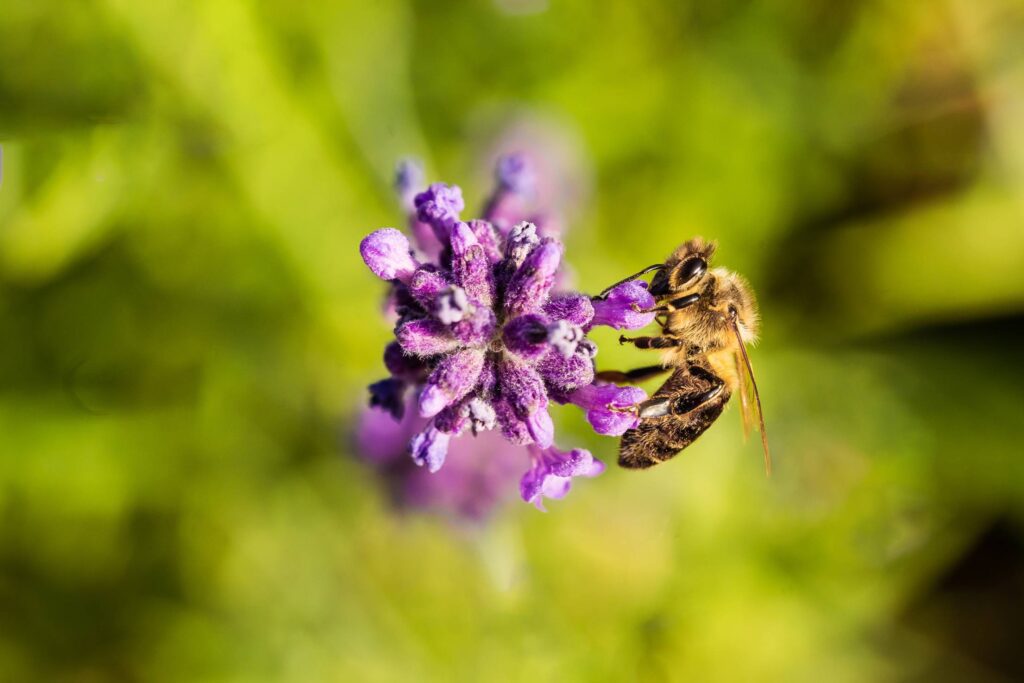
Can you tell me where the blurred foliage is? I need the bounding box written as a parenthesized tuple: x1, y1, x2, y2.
(2, 0, 1024, 681)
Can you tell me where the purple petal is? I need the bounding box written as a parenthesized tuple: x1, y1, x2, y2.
(526, 408, 554, 448)
(395, 318, 459, 356)
(519, 446, 605, 511)
(451, 306, 497, 346)
(415, 183, 464, 242)
(368, 378, 407, 420)
(494, 399, 533, 445)
(538, 347, 595, 400)
(590, 281, 656, 330)
(498, 357, 548, 419)
(495, 153, 536, 196)
(432, 403, 468, 436)
(450, 222, 495, 306)
(502, 221, 540, 270)
(410, 425, 451, 473)
(570, 383, 647, 436)
(544, 293, 594, 327)
(504, 239, 561, 318)
(360, 228, 419, 282)
(466, 219, 503, 263)
(408, 266, 451, 309)
(419, 349, 486, 417)
(383, 341, 425, 379)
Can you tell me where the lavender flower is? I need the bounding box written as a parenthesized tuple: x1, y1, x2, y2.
(568, 383, 647, 436)
(520, 445, 605, 511)
(358, 156, 653, 512)
(355, 398, 522, 521)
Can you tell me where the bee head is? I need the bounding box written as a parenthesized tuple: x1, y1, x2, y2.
(650, 238, 716, 297)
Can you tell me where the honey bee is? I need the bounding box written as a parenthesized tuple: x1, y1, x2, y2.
(595, 238, 771, 474)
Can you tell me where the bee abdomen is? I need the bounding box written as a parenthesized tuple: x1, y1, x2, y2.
(618, 393, 729, 469)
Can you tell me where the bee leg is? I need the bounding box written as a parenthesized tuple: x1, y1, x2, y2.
(595, 365, 669, 384)
(634, 293, 700, 315)
(618, 335, 683, 349)
(636, 371, 725, 419)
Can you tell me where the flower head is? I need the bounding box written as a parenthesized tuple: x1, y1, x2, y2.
(358, 156, 652, 513)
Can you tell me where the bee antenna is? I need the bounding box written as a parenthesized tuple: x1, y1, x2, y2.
(595, 264, 666, 300)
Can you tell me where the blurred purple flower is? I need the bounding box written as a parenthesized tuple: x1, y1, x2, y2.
(520, 445, 605, 511)
(357, 156, 651, 516)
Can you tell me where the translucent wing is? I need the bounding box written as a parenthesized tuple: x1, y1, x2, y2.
(730, 318, 771, 476)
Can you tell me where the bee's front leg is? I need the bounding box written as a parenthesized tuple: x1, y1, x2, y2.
(595, 365, 669, 384)
(618, 335, 683, 349)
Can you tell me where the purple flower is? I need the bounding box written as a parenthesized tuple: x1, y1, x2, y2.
(354, 400, 522, 521)
(520, 445, 605, 511)
(590, 280, 656, 330)
(410, 425, 451, 473)
(496, 153, 536, 196)
(569, 383, 647, 436)
(358, 159, 643, 512)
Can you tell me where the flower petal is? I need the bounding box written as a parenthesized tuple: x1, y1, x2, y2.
(544, 293, 594, 327)
(590, 281, 656, 330)
(450, 222, 495, 306)
(360, 228, 419, 282)
(419, 349, 486, 417)
(497, 153, 535, 194)
(504, 239, 561, 318)
(367, 378, 407, 420)
(396, 318, 459, 356)
(538, 347, 595, 401)
(498, 357, 548, 419)
(520, 446, 604, 510)
(410, 425, 451, 473)
(569, 383, 647, 436)
(525, 408, 554, 448)
(408, 266, 452, 309)
(415, 183, 464, 242)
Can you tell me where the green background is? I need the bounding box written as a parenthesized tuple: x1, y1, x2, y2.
(2, 0, 1024, 680)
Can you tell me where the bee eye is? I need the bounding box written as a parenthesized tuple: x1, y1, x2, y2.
(674, 257, 707, 287)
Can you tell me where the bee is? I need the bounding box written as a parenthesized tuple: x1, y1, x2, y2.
(595, 238, 771, 474)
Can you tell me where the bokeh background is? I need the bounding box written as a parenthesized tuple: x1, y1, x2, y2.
(2, 0, 1024, 681)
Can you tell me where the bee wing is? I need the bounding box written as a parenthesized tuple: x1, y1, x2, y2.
(730, 317, 772, 476)
(736, 349, 755, 441)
